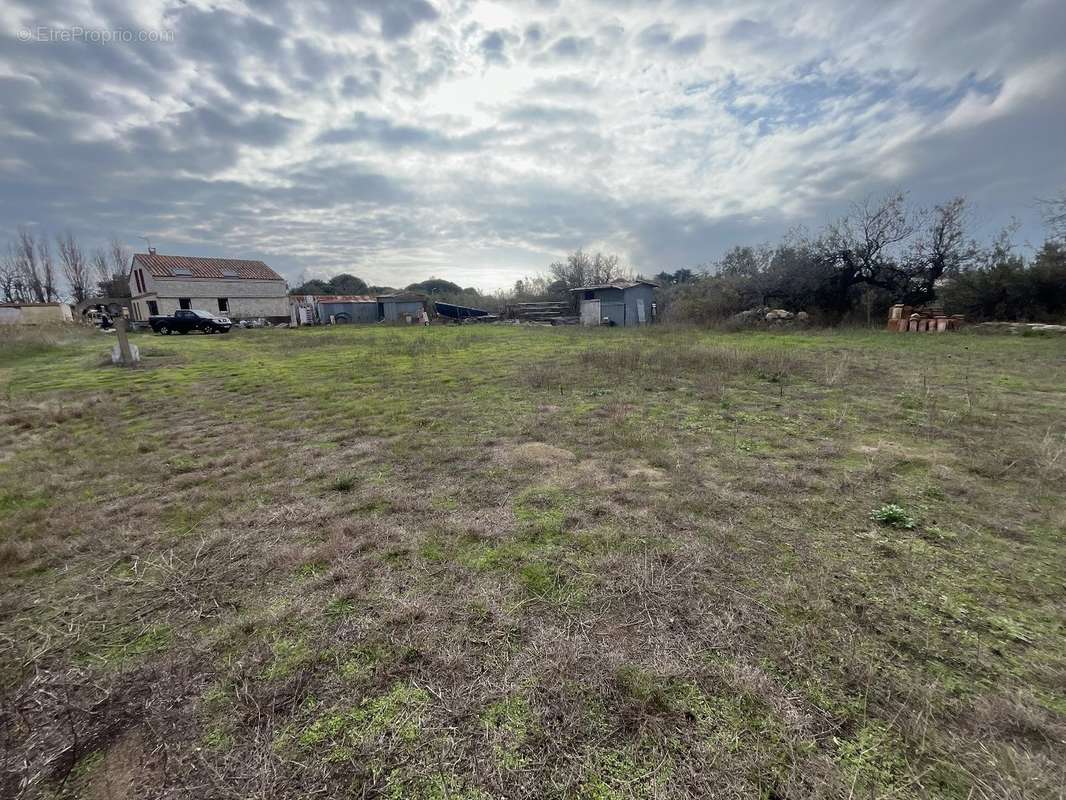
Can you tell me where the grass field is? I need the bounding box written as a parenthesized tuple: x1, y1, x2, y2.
(1, 323, 1064, 799)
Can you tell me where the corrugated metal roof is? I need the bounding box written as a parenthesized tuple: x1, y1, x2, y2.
(133, 253, 284, 281)
(314, 295, 378, 303)
(377, 292, 426, 302)
(569, 279, 659, 291)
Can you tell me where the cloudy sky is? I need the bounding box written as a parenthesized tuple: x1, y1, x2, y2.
(2, 0, 1064, 290)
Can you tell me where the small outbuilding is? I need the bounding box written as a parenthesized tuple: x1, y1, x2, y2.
(0, 302, 73, 325)
(571, 279, 658, 327)
(378, 293, 427, 323)
(315, 295, 380, 324)
(289, 293, 428, 325)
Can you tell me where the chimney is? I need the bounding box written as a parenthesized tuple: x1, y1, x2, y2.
(148, 247, 156, 255)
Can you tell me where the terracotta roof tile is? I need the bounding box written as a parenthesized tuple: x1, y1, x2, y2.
(133, 253, 284, 281)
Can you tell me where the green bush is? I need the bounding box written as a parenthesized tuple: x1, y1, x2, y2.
(870, 504, 916, 529)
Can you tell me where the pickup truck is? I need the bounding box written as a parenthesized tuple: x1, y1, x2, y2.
(149, 309, 232, 335)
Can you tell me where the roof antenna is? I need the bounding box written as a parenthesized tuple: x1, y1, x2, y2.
(140, 235, 155, 255)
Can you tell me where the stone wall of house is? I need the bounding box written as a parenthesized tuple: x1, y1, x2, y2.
(132, 271, 289, 320)
(147, 295, 289, 319)
(141, 275, 287, 300)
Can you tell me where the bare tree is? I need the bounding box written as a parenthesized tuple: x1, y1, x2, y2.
(91, 247, 110, 285)
(511, 274, 554, 300)
(810, 194, 911, 316)
(790, 193, 976, 317)
(37, 235, 58, 301)
(0, 243, 25, 302)
(56, 230, 91, 303)
(14, 226, 46, 302)
(821, 193, 914, 285)
(109, 236, 131, 278)
(548, 249, 629, 291)
(1039, 190, 1066, 241)
(901, 197, 976, 302)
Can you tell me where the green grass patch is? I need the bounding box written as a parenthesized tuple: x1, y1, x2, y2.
(2, 324, 1064, 799)
(291, 682, 431, 762)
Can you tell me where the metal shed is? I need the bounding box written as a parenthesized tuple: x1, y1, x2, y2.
(571, 280, 658, 327)
(378, 293, 427, 323)
(290, 292, 430, 325)
(316, 295, 379, 324)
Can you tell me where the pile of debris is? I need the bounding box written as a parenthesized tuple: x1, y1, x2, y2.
(238, 317, 272, 329)
(507, 301, 573, 324)
(435, 302, 496, 323)
(765, 308, 809, 323)
(974, 321, 1066, 336)
(887, 304, 964, 332)
(728, 306, 810, 329)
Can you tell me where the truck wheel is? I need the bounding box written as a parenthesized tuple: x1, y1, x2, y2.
(158, 325, 170, 335)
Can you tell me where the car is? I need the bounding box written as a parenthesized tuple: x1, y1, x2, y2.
(149, 309, 232, 335)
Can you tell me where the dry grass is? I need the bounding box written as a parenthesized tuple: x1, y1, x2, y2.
(0, 324, 1064, 799)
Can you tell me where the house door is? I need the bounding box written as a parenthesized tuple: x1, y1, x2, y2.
(580, 299, 601, 326)
(635, 299, 646, 324)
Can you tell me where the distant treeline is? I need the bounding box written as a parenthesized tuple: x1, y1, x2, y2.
(291, 274, 489, 312)
(300, 190, 1066, 325)
(528, 193, 1065, 325)
(657, 194, 1066, 325)
(292, 252, 634, 314)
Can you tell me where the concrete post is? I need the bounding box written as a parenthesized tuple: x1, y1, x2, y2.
(116, 312, 134, 366)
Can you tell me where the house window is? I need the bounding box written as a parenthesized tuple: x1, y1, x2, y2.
(147, 300, 159, 316)
(217, 298, 229, 313)
(179, 298, 191, 310)
(584, 291, 594, 300)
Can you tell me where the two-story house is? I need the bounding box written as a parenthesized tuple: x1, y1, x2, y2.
(128, 251, 289, 323)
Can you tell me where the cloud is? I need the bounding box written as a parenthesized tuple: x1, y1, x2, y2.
(671, 33, 706, 56)
(308, 0, 439, 39)
(546, 35, 594, 60)
(637, 23, 673, 49)
(0, 0, 1063, 291)
(636, 22, 706, 56)
(480, 30, 508, 64)
(273, 161, 413, 209)
(531, 75, 600, 97)
(315, 112, 491, 151)
(502, 104, 597, 126)
(376, 0, 439, 40)
(523, 23, 545, 46)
